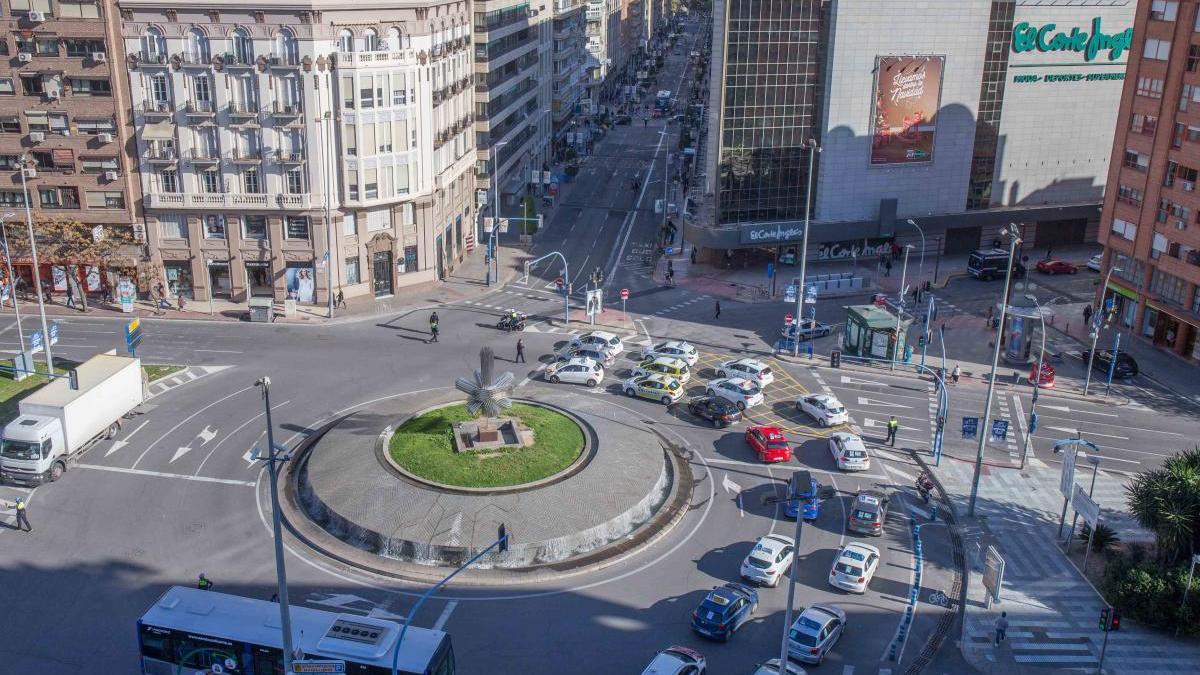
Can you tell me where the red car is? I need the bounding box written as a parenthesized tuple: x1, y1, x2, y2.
(746, 425, 792, 463)
(1035, 258, 1078, 275)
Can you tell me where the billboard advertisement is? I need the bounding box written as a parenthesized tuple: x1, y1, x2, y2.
(869, 55, 945, 166)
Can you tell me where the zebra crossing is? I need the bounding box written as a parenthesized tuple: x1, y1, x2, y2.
(652, 293, 712, 317)
(146, 365, 233, 398)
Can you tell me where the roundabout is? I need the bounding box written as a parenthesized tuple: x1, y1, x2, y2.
(285, 387, 694, 578)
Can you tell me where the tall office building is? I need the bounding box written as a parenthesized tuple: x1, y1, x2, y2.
(1098, 0, 1200, 362)
(0, 0, 142, 292)
(551, 0, 588, 136)
(121, 1, 476, 304)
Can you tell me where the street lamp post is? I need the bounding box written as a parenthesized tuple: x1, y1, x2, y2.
(254, 377, 297, 675)
(890, 244, 913, 371)
(766, 471, 810, 669)
(793, 139, 820, 357)
(968, 226, 1021, 517)
(0, 212, 28, 359)
(321, 106, 335, 319)
(905, 218, 926, 278)
(18, 154, 53, 373)
(1083, 265, 1122, 396)
(484, 141, 510, 287)
(206, 259, 215, 316)
(1021, 294, 1064, 469)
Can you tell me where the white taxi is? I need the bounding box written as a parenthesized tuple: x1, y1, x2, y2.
(570, 331, 625, 359)
(717, 358, 774, 387)
(828, 543, 880, 594)
(797, 394, 848, 427)
(640, 340, 700, 366)
(705, 377, 764, 410)
(828, 432, 870, 471)
(740, 534, 795, 587)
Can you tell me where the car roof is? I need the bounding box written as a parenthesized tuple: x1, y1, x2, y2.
(657, 340, 692, 350)
(586, 330, 618, 340)
(751, 424, 784, 437)
(647, 356, 686, 366)
(810, 393, 839, 404)
(801, 603, 845, 625)
(721, 376, 755, 387)
(709, 583, 752, 602)
(730, 357, 765, 368)
(833, 432, 865, 446)
(844, 542, 881, 556)
(637, 373, 676, 384)
(563, 357, 597, 367)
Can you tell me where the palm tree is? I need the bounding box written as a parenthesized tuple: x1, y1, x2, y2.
(1126, 447, 1200, 566)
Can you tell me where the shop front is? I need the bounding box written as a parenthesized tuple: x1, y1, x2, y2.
(207, 261, 232, 299)
(284, 261, 316, 304)
(1142, 303, 1198, 359)
(245, 261, 272, 298)
(163, 261, 194, 299)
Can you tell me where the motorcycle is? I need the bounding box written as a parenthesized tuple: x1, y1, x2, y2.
(497, 311, 528, 332)
(915, 470, 935, 504)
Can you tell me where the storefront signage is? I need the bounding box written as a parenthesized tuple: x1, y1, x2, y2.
(1012, 72, 1124, 84)
(739, 222, 805, 245)
(1011, 17, 1133, 62)
(816, 238, 892, 261)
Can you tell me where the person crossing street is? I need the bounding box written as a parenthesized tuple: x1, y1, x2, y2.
(515, 339, 525, 363)
(429, 311, 439, 343)
(886, 415, 899, 446)
(713, 300, 721, 319)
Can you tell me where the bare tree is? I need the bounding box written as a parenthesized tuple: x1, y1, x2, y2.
(3, 218, 137, 311)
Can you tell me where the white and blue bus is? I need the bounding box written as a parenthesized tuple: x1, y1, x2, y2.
(136, 586, 455, 675)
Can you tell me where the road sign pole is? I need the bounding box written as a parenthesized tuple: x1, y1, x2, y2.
(1104, 332, 1120, 399)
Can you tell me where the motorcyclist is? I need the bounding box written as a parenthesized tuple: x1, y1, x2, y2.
(916, 470, 935, 503)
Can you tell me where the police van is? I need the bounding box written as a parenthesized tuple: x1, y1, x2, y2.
(967, 248, 1025, 280)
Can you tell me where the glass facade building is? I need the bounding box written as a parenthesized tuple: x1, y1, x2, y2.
(716, 0, 823, 226)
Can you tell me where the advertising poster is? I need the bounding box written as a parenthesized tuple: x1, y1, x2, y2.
(51, 265, 67, 291)
(285, 266, 315, 304)
(118, 277, 135, 313)
(869, 55, 945, 165)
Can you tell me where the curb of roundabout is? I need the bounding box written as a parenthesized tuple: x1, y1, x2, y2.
(276, 389, 699, 586)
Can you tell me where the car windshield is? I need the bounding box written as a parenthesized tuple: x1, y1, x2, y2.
(0, 439, 43, 460)
(746, 556, 771, 569)
(788, 629, 818, 646)
(835, 563, 862, 576)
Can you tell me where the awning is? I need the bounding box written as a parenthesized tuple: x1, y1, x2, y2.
(1106, 281, 1137, 301)
(141, 122, 175, 140)
(51, 148, 74, 166)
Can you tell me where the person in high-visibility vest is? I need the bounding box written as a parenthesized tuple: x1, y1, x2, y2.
(12, 496, 30, 532)
(886, 416, 899, 446)
(197, 573, 213, 591)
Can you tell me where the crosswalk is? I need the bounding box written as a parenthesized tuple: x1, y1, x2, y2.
(146, 365, 232, 398)
(652, 293, 712, 317)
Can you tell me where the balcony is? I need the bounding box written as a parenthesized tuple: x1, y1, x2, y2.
(142, 101, 173, 118)
(145, 192, 313, 210)
(273, 101, 303, 118)
(228, 101, 259, 119)
(189, 148, 220, 163)
(222, 52, 255, 69)
(231, 148, 262, 164)
(275, 149, 305, 163)
(145, 146, 178, 163)
(268, 53, 301, 68)
(136, 51, 169, 66)
(185, 100, 216, 117)
(177, 51, 211, 67)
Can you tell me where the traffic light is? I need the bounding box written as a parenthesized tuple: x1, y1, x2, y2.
(936, 415, 945, 433)
(1029, 411, 1037, 434)
(1110, 607, 1120, 631)
(68, 369, 79, 390)
(1099, 607, 1112, 632)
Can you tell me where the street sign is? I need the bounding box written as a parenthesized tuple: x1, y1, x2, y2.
(49, 321, 59, 346)
(293, 660, 347, 673)
(29, 330, 43, 354)
(476, 188, 488, 206)
(620, 288, 629, 300)
(983, 545, 1005, 603)
(1072, 484, 1100, 528)
(961, 416, 978, 439)
(498, 218, 510, 234)
(805, 284, 817, 303)
(1060, 444, 1079, 498)
(766, 262, 775, 279)
(483, 217, 495, 233)
(784, 284, 796, 303)
(991, 419, 1009, 442)
(784, 314, 793, 325)
(125, 317, 143, 356)
(585, 289, 602, 318)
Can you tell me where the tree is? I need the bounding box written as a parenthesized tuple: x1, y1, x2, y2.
(3, 218, 138, 311)
(1126, 446, 1200, 566)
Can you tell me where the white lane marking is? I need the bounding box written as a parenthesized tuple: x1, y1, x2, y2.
(193, 401, 290, 476)
(194, 349, 244, 354)
(104, 420, 149, 457)
(1037, 403, 1118, 417)
(77, 463, 256, 486)
(840, 375, 886, 386)
(433, 600, 458, 631)
(131, 385, 256, 469)
(857, 396, 912, 408)
(722, 473, 744, 517)
(170, 445, 192, 463)
(1034, 413, 1183, 435)
(1041, 425, 1128, 440)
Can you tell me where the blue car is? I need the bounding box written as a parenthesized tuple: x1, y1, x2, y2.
(784, 476, 820, 521)
(690, 582, 759, 641)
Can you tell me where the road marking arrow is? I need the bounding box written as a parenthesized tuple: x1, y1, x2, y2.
(841, 375, 885, 386)
(196, 425, 218, 446)
(1043, 425, 1128, 440)
(104, 420, 148, 457)
(722, 473, 744, 518)
(857, 396, 912, 409)
(170, 446, 192, 463)
(242, 448, 258, 467)
(1037, 404, 1118, 418)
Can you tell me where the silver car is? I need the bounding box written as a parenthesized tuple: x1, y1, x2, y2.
(786, 603, 847, 665)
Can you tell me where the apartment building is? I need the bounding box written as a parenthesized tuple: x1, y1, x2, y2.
(551, 0, 588, 132)
(0, 0, 141, 292)
(473, 0, 551, 218)
(121, 1, 475, 304)
(1099, 0, 1200, 362)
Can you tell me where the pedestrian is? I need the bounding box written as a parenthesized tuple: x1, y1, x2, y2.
(151, 287, 163, 316)
(994, 612, 1009, 645)
(11, 496, 30, 532)
(65, 282, 75, 309)
(1083, 304, 1093, 326)
(691, 246, 697, 264)
(177, 294, 186, 312)
(884, 259, 892, 277)
(714, 300, 721, 319)
(197, 573, 213, 591)
(886, 415, 899, 446)
(952, 364, 961, 383)
(429, 311, 439, 343)
(516, 338, 525, 363)
(1044, 246, 1053, 261)
(336, 289, 347, 309)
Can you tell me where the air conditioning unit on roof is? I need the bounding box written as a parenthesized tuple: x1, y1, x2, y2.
(28, 11, 45, 22)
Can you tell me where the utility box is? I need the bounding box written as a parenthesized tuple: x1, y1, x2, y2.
(248, 296, 274, 323)
(842, 304, 911, 361)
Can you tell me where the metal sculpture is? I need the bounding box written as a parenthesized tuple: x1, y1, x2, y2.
(455, 346, 515, 417)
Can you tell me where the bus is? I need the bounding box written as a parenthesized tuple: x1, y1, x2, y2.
(136, 586, 455, 675)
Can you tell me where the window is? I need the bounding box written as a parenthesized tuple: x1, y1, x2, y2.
(0, 118, 20, 133)
(360, 75, 375, 109)
(1152, 0, 1179, 21)
(65, 39, 103, 57)
(143, 28, 166, 60)
(1174, 122, 1187, 148)
(1123, 150, 1149, 171)
(338, 30, 353, 53)
(80, 157, 118, 172)
(363, 28, 379, 52)
(76, 118, 116, 134)
(345, 257, 361, 284)
(58, 0, 99, 18)
(400, 202, 415, 225)
(343, 123, 356, 156)
(361, 123, 376, 156)
(150, 74, 169, 105)
(1144, 39, 1172, 60)
(231, 28, 253, 65)
(0, 42, 7, 56)
(159, 169, 178, 193)
(39, 187, 78, 208)
(1117, 185, 1143, 206)
(365, 168, 378, 199)
(1193, 286, 1200, 314)
(341, 76, 354, 109)
(201, 169, 221, 194)
(21, 75, 43, 96)
(1111, 217, 1137, 240)
(242, 215, 267, 240)
(203, 214, 226, 239)
(1190, 45, 1200, 72)
(396, 163, 410, 194)
(69, 78, 112, 96)
(26, 112, 48, 132)
(285, 215, 309, 239)
(367, 209, 391, 231)
(36, 38, 58, 56)
(1149, 268, 1188, 305)
(1137, 76, 1164, 98)
(342, 212, 356, 236)
(0, 191, 25, 206)
(192, 74, 211, 102)
(85, 191, 124, 209)
(275, 29, 299, 65)
(159, 215, 187, 240)
(243, 168, 261, 194)
(286, 168, 304, 194)
(378, 123, 392, 153)
(9, 0, 52, 14)
(188, 28, 210, 62)
(1131, 114, 1157, 134)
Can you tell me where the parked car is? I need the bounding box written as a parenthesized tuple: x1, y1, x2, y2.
(1035, 257, 1078, 275)
(786, 604, 847, 665)
(797, 394, 848, 427)
(782, 321, 832, 340)
(686, 396, 742, 428)
(1087, 253, 1103, 271)
(847, 490, 890, 536)
(1081, 349, 1139, 378)
(690, 583, 759, 641)
(745, 425, 791, 462)
(739, 534, 795, 587)
(828, 543, 881, 594)
(640, 645, 706, 675)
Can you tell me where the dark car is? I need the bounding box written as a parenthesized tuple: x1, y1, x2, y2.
(847, 490, 890, 536)
(967, 248, 1026, 280)
(690, 583, 759, 641)
(613, 114, 633, 125)
(1081, 349, 1139, 378)
(686, 396, 743, 427)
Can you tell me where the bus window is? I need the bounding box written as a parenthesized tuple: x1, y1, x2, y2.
(251, 645, 285, 675)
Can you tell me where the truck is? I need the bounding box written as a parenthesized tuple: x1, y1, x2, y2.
(0, 353, 144, 485)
